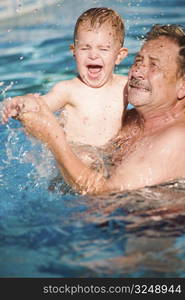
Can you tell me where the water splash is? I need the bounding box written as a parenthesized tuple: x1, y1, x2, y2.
(0, 81, 14, 99)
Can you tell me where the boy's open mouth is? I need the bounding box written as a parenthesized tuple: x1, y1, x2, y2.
(87, 64, 103, 75)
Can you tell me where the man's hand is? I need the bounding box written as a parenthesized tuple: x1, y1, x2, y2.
(18, 96, 59, 143)
(1, 93, 40, 124)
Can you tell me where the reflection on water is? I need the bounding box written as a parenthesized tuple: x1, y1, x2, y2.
(0, 0, 185, 278)
(74, 180, 185, 277)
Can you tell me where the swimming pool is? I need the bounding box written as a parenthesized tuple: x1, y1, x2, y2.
(1, 0, 185, 278)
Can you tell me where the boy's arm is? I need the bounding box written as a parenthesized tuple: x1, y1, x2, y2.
(1, 80, 70, 124)
(40, 80, 70, 112)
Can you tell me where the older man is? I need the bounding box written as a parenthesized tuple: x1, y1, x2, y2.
(19, 24, 185, 195)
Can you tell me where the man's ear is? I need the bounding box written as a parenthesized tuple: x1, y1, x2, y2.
(115, 47, 128, 65)
(70, 44, 75, 58)
(177, 77, 185, 100)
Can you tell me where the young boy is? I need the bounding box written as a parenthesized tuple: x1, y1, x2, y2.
(2, 7, 128, 147)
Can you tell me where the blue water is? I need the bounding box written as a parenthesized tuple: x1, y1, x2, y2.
(1, 0, 185, 278)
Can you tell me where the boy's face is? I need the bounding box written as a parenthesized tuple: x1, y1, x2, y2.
(72, 23, 127, 88)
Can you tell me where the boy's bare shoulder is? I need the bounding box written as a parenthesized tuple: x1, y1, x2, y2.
(52, 78, 77, 91)
(49, 78, 80, 102)
(114, 74, 128, 85)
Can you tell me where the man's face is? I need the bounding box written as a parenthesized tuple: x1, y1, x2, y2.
(128, 36, 181, 109)
(72, 23, 126, 88)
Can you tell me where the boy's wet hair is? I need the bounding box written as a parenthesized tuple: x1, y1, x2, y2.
(74, 7, 125, 46)
(145, 24, 185, 77)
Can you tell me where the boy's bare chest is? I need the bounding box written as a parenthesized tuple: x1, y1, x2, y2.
(72, 91, 123, 119)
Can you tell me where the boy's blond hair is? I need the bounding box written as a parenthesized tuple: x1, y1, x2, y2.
(73, 7, 125, 46)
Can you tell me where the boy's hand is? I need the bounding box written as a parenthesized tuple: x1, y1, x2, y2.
(1, 93, 40, 124)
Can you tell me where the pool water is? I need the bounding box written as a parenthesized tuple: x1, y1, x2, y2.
(1, 0, 185, 278)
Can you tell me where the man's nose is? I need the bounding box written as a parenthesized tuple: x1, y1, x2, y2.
(132, 62, 147, 79)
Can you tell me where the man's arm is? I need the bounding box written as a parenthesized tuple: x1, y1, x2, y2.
(1, 93, 40, 124)
(19, 98, 185, 195)
(19, 97, 112, 195)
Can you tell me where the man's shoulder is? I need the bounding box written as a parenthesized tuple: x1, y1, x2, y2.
(158, 122, 185, 147)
